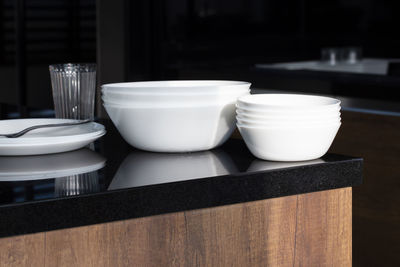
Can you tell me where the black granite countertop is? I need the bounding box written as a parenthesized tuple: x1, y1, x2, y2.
(0, 122, 363, 238)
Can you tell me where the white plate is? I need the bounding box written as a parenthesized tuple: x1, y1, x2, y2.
(0, 148, 106, 181)
(0, 119, 105, 145)
(0, 119, 106, 155)
(0, 131, 105, 156)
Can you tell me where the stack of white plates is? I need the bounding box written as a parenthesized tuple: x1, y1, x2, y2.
(236, 94, 341, 161)
(0, 119, 105, 156)
(102, 80, 251, 152)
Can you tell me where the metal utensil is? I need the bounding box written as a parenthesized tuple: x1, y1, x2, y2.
(0, 119, 91, 138)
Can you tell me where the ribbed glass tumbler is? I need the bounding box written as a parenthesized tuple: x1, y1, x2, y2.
(49, 63, 96, 120)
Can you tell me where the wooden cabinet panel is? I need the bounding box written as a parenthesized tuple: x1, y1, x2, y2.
(0, 233, 44, 267)
(0, 188, 351, 267)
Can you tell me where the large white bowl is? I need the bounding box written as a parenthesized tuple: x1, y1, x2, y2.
(102, 80, 251, 94)
(102, 87, 250, 97)
(236, 116, 341, 127)
(104, 102, 239, 152)
(236, 108, 341, 121)
(237, 94, 340, 111)
(102, 89, 250, 106)
(237, 123, 341, 161)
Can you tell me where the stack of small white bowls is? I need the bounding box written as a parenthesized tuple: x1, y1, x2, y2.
(236, 94, 341, 161)
(102, 80, 251, 152)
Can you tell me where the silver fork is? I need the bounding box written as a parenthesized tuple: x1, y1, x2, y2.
(0, 119, 91, 138)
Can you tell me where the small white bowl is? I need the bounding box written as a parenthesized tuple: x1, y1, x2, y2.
(102, 80, 251, 94)
(236, 116, 341, 127)
(237, 122, 341, 161)
(237, 94, 340, 111)
(102, 90, 250, 106)
(104, 102, 238, 152)
(236, 108, 341, 121)
(236, 104, 341, 117)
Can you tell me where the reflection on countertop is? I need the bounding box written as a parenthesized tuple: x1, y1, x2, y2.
(108, 149, 238, 190)
(0, 148, 106, 181)
(247, 158, 325, 172)
(0, 148, 106, 202)
(108, 149, 329, 190)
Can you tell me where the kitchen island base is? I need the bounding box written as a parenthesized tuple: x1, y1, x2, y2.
(0, 187, 351, 267)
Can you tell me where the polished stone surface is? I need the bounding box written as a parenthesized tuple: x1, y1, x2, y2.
(0, 121, 362, 238)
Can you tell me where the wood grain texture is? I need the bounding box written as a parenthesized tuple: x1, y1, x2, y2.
(328, 111, 400, 267)
(0, 188, 351, 267)
(0, 232, 44, 267)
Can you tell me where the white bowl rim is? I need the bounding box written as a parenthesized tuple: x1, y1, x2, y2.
(237, 94, 341, 108)
(236, 103, 341, 113)
(102, 80, 251, 88)
(102, 89, 250, 97)
(102, 97, 242, 106)
(236, 117, 341, 125)
(236, 121, 341, 130)
(236, 108, 341, 116)
(103, 102, 234, 109)
(236, 113, 340, 119)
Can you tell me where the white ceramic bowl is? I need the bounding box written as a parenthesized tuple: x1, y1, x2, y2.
(237, 94, 340, 111)
(236, 116, 341, 127)
(236, 108, 341, 121)
(102, 87, 250, 98)
(102, 90, 250, 106)
(237, 123, 341, 161)
(104, 101, 239, 152)
(102, 80, 251, 94)
(236, 104, 341, 116)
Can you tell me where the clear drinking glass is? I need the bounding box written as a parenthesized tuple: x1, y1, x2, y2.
(49, 63, 96, 120)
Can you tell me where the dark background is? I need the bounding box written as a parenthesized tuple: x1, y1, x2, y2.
(1, 0, 400, 118)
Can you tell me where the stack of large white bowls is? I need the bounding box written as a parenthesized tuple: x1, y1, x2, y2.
(102, 80, 251, 152)
(236, 94, 341, 161)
